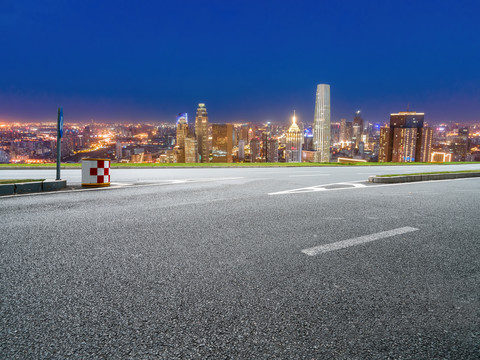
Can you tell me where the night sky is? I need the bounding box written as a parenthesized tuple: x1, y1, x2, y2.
(1, 0, 479, 125)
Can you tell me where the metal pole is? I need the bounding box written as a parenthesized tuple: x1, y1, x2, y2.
(56, 107, 61, 180)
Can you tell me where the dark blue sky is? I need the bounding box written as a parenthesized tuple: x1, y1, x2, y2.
(1, 0, 479, 125)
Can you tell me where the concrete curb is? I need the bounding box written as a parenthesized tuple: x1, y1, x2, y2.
(368, 172, 480, 183)
(0, 180, 67, 196)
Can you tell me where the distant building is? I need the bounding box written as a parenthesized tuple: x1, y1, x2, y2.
(340, 118, 347, 143)
(115, 141, 122, 161)
(266, 138, 279, 162)
(175, 113, 188, 163)
(379, 112, 432, 163)
(195, 104, 209, 163)
(285, 111, 303, 163)
(352, 110, 363, 149)
(453, 127, 469, 161)
(392, 128, 417, 162)
(238, 140, 245, 161)
(250, 138, 260, 162)
(0, 149, 10, 163)
(313, 84, 331, 162)
(431, 152, 452, 162)
(185, 135, 198, 163)
(379, 127, 392, 162)
(419, 127, 433, 162)
(212, 124, 233, 163)
(303, 125, 314, 151)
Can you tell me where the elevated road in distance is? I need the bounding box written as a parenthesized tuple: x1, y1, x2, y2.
(1, 164, 479, 359)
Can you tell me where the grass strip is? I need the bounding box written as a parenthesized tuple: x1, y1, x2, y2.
(0, 161, 478, 168)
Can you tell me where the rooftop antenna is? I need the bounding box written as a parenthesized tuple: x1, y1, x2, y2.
(293, 109, 296, 124)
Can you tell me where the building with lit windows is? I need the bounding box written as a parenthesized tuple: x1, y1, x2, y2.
(184, 134, 198, 163)
(175, 113, 188, 163)
(212, 124, 233, 163)
(266, 138, 279, 162)
(195, 104, 209, 162)
(379, 127, 392, 162)
(431, 152, 452, 162)
(313, 84, 331, 162)
(285, 111, 303, 162)
(392, 128, 417, 162)
(352, 110, 363, 149)
(250, 138, 260, 162)
(379, 112, 432, 163)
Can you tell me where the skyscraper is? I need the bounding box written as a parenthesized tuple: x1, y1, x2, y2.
(212, 124, 233, 163)
(285, 111, 303, 163)
(175, 113, 188, 163)
(195, 103, 209, 163)
(184, 134, 198, 163)
(266, 138, 279, 162)
(379, 127, 392, 162)
(352, 110, 363, 149)
(313, 84, 331, 162)
(379, 112, 432, 163)
(250, 138, 260, 163)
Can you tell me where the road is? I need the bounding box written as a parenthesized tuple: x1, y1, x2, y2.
(1, 165, 479, 359)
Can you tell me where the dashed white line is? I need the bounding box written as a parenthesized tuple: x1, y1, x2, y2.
(301, 226, 420, 256)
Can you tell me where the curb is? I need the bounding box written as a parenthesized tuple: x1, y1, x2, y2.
(0, 180, 67, 196)
(368, 172, 480, 183)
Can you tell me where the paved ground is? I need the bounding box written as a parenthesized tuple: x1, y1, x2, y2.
(1, 165, 479, 359)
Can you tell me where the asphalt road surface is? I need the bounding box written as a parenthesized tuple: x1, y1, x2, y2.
(1, 165, 479, 359)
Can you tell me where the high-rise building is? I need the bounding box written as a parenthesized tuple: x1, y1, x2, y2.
(392, 128, 417, 162)
(352, 111, 363, 149)
(184, 134, 198, 163)
(379, 127, 392, 162)
(238, 140, 245, 161)
(340, 118, 347, 143)
(313, 84, 331, 162)
(379, 112, 432, 163)
(453, 127, 469, 161)
(115, 141, 122, 161)
(212, 124, 233, 163)
(250, 138, 260, 162)
(175, 113, 188, 163)
(195, 103, 209, 163)
(266, 138, 279, 162)
(240, 124, 249, 143)
(419, 127, 433, 162)
(286, 111, 303, 163)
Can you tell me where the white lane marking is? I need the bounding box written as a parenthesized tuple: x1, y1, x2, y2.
(301, 227, 420, 256)
(0, 177, 244, 198)
(269, 180, 365, 195)
(289, 174, 331, 177)
(268, 177, 479, 195)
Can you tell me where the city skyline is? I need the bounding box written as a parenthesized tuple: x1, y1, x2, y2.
(0, 1, 479, 124)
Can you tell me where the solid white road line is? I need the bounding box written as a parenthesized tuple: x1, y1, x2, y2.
(0, 177, 244, 198)
(269, 180, 366, 195)
(301, 226, 420, 256)
(269, 177, 480, 195)
(289, 174, 331, 177)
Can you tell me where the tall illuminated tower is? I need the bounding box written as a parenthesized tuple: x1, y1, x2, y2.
(313, 84, 331, 162)
(195, 103, 209, 162)
(286, 110, 303, 163)
(175, 113, 188, 163)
